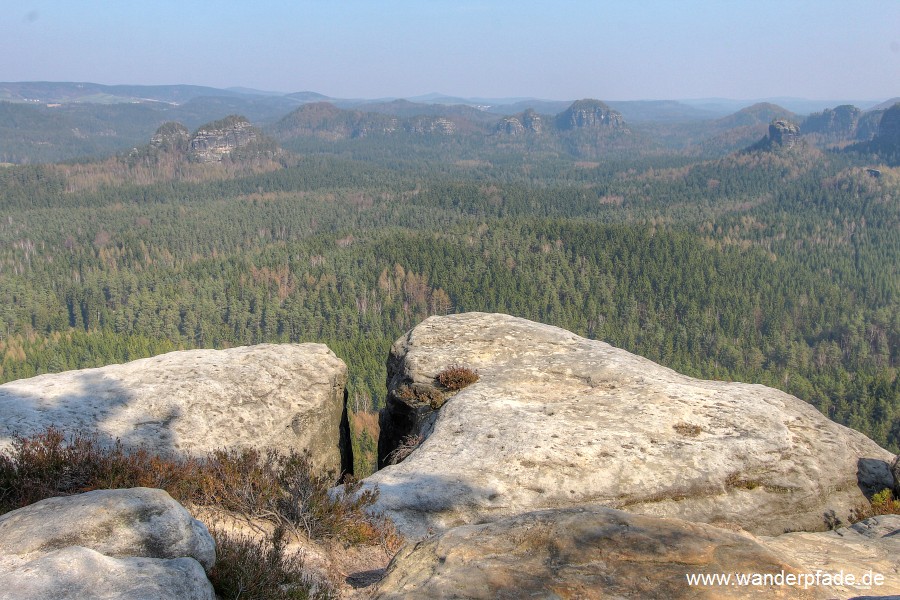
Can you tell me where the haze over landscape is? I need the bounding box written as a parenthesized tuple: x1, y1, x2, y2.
(4, 0, 900, 102)
(2, 2, 900, 599)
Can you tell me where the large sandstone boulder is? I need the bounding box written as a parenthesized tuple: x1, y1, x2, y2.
(373, 506, 827, 600)
(0, 344, 351, 475)
(0, 488, 215, 600)
(369, 313, 894, 538)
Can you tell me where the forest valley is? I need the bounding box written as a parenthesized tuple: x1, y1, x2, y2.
(1, 99, 898, 475)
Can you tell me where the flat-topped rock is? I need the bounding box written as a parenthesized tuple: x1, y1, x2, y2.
(369, 313, 894, 538)
(373, 505, 828, 600)
(0, 344, 350, 474)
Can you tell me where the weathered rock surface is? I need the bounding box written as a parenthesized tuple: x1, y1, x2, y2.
(150, 121, 191, 152)
(846, 103, 900, 163)
(188, 115, 262, 162)
(0, 488, 215, 600)
(876, 103, 900, 143)
(750, 119, 802, 151)
(892, 455, 900, 495)
(763, 515, 900, 598)
(520, 108, 544, 134)
(802, 104, 862, 140)
(769, 119, 802, 147)
(0, 548, 214, 600)
(557, 99, 625, 130)
(0, 343, 351, 474)
(495, 109, 544, 137)
(406, 116, 457, 135)
(369, 313, 894, 539)
(373, 505, 826, 599)
(0, 488, 215, 568)
(495, 116, 526, 136)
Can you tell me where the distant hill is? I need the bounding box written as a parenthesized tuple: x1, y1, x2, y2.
(0, 100, 171, 163)
(285, 91, 334, 103)
(606, 100, 721, 123)
(0, 82, 247, 105)
(483, 99, 572, 117)
(870, 97, 900, 111)
(349, 99, 497, 125)
(270, 98, 636, 158)
(27, 115, 286, 194)
(4, 80, 890, 164)
(269, 102, 400, 141)
(673, 103, 798, 155)
(556, 99, 626, 131)
(713, 102, 796, 129)
(0, 86, 301, 163)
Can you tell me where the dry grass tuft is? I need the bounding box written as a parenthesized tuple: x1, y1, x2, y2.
(386, 434, 425, 466)
(673, 422, 702, 437)
(435, 365, 479, 391)
(0, 427, 403, 599)
(209, 527, 335, 599)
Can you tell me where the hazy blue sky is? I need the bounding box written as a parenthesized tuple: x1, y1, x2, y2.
(3, 0, 899, 101)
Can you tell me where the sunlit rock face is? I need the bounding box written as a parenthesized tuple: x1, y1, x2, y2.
(0, 488, 216, 600)
(0, 343, 351, 475)
(368, 312, 894, 539)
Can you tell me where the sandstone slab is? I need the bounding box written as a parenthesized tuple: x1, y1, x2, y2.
(370, 313, 894, 538)
(0, 547, 214, 600)
(0, 487, 215, 569)
(0, 343, 350, 474)
(373, 505, 827, 600)
(763, 515, 900, 598)
(0, 488, 216, 600)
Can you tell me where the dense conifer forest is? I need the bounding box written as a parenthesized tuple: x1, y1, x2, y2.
(1, 119, 898, 473)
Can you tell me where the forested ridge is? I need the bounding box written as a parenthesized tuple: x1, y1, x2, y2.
(1, 138, 898, 473)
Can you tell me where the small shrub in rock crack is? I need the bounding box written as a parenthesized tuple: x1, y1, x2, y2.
(394, 384, 445, 408)
(0, 427, 400, 548)
(435, 365, 479, 391)
(208, 527, 334, 600)
(387, 434, 425, 465)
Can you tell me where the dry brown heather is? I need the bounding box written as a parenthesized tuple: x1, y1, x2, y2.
(0, 427, 402, 600)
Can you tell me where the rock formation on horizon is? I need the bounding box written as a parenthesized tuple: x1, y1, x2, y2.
(494, 109, 544, 137)
(137, 116, 278, 165)
(188, 115, 264, 162)
(845, 102, 900, 165)
(748, 119, 802, 151)
(802, 104, 861, 138)
(556, 99, 626, 131)
(149, 121, 191, 152)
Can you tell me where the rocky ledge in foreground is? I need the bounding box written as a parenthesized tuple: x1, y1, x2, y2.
(370, 313, 895, 538)
(0, 344, 351, 475)
(0, 488, 216, 600)
(373, 506, 900, 599)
